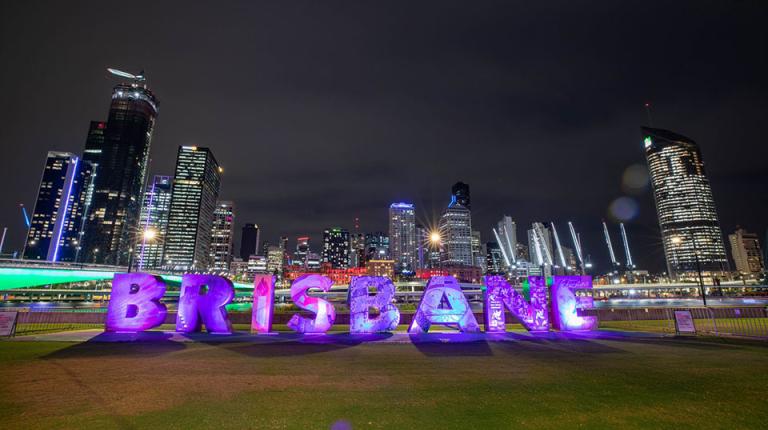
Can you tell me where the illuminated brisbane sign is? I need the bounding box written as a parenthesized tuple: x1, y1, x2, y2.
(105, 273, 597, 335)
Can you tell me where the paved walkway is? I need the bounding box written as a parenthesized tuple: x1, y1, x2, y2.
(6, 328, 668, 344)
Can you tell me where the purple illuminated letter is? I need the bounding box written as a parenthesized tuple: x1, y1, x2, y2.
(483, 275, 549, 332)
(105, 273, 167, 333)
(176, 274, 235, 334)
(348, 276, 400, 333)
(287, 274, 336, 334)
(409, 276, 479, 334)
(251, 274, 276, 334)
(551, 276, 597, 331)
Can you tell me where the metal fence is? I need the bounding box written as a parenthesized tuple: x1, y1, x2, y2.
(663, 307, 768, 338)
(5, 305, 767, 338)
(8, 307, 106, 336)
(596, 306, 768, 338)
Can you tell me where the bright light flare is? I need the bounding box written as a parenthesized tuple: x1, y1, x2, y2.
(429, 231, 441, 243)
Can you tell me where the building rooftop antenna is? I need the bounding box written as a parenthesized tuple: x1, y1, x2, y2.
(644, 102, 653, 127)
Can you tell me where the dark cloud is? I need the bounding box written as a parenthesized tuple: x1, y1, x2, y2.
(1, 1, 766, 271)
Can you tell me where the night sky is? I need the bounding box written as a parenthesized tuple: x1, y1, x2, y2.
(1, 1, 766, 272)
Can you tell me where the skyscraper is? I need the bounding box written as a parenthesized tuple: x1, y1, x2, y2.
(440, 197, 473, 266)
(642, 127, 729, 279)
(209, 201, 235, 271)
(415, 225, 427, 270)
(471, 230, 484, 269)
(135, 175, 172, 270)
(485, 241, 504, 275)
(322, 228, 350, 269)
(294, 236, 310, 267)
(80, 79, 158, 265)
(266, 246, 284, 275)
(23, 152, 93, 262)
(81, 121, 106, 223)
(240, 224, 259, 261)
(350, 233, 366, 268)
(364, 232, 389, 261)
(163, 146, 222, 271)
(279, 236, 289, 266)
(261, 241, 272, 259)
(451, 182, 471, 210)
(494, 216, 517, 267)
(728, 228, 764, 277)
(389, 203, 416, 274)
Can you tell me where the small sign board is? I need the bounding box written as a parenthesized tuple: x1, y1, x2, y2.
(674, 310, 696, 335)
(0, 311, 18, 337)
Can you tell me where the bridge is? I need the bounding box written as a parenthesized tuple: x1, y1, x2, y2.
(2, 260, 766, 306)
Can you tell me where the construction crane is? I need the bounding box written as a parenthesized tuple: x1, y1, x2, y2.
(532, 223, 553, 266)
(501, 224, 517, 264)
(568, 221, 584, 272)
(602, 221, 620, 271)
(550, 222, 568, 269)
(492, 227, 513, 269)
(620, 223, 635, 270)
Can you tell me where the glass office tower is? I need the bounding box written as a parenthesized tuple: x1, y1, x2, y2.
(163, 146, 222, 271)
(80, 81, 158, 265)
(23, 152, 93, 262)
(642, 126, 729, 280)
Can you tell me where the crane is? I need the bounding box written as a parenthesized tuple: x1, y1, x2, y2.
(603, 221, 620, 271)
(492, 227, 512, 269)
(568, 221, 584, 272)
(532, 223, 553, 266)
(620, 223, 635, 269)
(550, 222, 568, 269)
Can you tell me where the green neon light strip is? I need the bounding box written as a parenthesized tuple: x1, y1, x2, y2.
(0, 268, 253, 291)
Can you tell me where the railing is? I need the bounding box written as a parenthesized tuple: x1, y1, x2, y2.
(664, 307, 768, 338)
(8, 307, 106, 336)
(594, 306, 768, 338)
(5, 305, 767, 339)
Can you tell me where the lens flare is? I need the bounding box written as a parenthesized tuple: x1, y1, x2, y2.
(609, 197, 639, 221)
(622, 164, 650, 194)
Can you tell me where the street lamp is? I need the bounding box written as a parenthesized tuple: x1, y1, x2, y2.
(129, 229, 158, 272)
(428, 231, 442, 270)
(671, 234, 706, 306)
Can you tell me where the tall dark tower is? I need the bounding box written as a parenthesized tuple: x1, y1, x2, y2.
(80, 72, 158, 265)
(240, 223, 260, 260)
(451, 181, 471, 210)
(642, 127, 729, 280)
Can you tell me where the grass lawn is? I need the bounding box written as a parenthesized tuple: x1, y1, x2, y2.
(0, 334, 767, 429)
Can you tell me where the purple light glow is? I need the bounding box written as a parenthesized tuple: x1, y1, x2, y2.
(348, 276, 400, 333)
(408, 276, 479, 334)
(176, 274, 235, 334)
(287, 274, 336, 334)
(251, 274, 276, 333)
(105, 273, 167, 333)
(483, 275, 549, 332)
(550, 276, 597, 331)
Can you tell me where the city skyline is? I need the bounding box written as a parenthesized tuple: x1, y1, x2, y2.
(1, 2, 767, 273)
